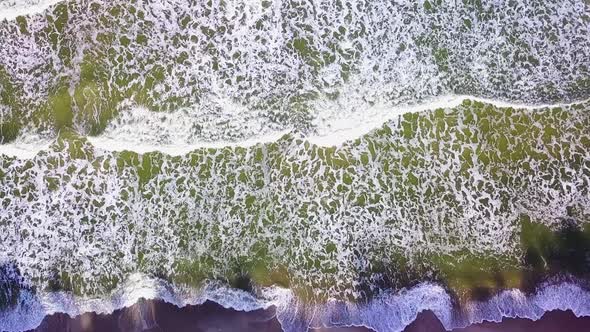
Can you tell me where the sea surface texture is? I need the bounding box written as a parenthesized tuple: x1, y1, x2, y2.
(1, 1, 590, 331)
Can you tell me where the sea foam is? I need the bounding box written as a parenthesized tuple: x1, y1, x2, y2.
(0, 96, 587, 158)
(1, 0, 589, 147)
(0, 0, 65, 21)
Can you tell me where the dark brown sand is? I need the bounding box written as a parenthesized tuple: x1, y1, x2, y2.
(28, 299, 281, 332)
(26, 299, 590, 332)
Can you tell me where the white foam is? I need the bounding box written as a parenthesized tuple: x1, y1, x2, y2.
(0, 0, 64, 21)
(85, 104, 291, 155)
(454, 282, 590, 329)
(0, 273, 273, 332)
(1, 0, 589, 154)
(86, 130, 291, 155)
(0, 96, 581, 158)
(0, 131, 52, 159)
(307, 95, 590, 147)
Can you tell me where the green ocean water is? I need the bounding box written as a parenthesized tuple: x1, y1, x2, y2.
(3, 100, 590, 301)
(1, 0, 589, 143)
(2, 1, 590, 331)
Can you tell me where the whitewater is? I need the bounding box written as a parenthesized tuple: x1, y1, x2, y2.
(0, 0, 63, 20)
(3, 97, 590, 332)
(1, 95, 589, 159)
(2, 0, 590, 331)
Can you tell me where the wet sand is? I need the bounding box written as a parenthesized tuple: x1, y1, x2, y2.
(25, 299, 590, 332)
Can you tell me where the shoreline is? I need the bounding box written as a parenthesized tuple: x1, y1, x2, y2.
(5, 275, 590, 332)
(26, 299, 590, 332)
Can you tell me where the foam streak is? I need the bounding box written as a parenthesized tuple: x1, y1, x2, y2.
(1, 96, 588, 159)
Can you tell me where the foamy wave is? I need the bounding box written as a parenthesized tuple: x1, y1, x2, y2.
(306, 95, 590, 147)
(0, 0, 64, 20)
(0, 129, 52, 159)
(85, 102, 291, 156)
(1, 96, 588, 159)
(0, 273, 273, 332)
(453, 282, 590, 329)
(272, 283, 453, 332)
(2, 274, 590, 332)
(1, 0, 588, 154)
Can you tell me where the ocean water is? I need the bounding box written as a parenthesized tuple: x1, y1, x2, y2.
(1, 1, 590, 331)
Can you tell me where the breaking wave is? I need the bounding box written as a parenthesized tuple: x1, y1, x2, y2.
(1, 0, 589, 145)
(0, 95, 588, 158)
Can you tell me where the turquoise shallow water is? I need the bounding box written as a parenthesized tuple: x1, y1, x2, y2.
(1, 1, 590, 332)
